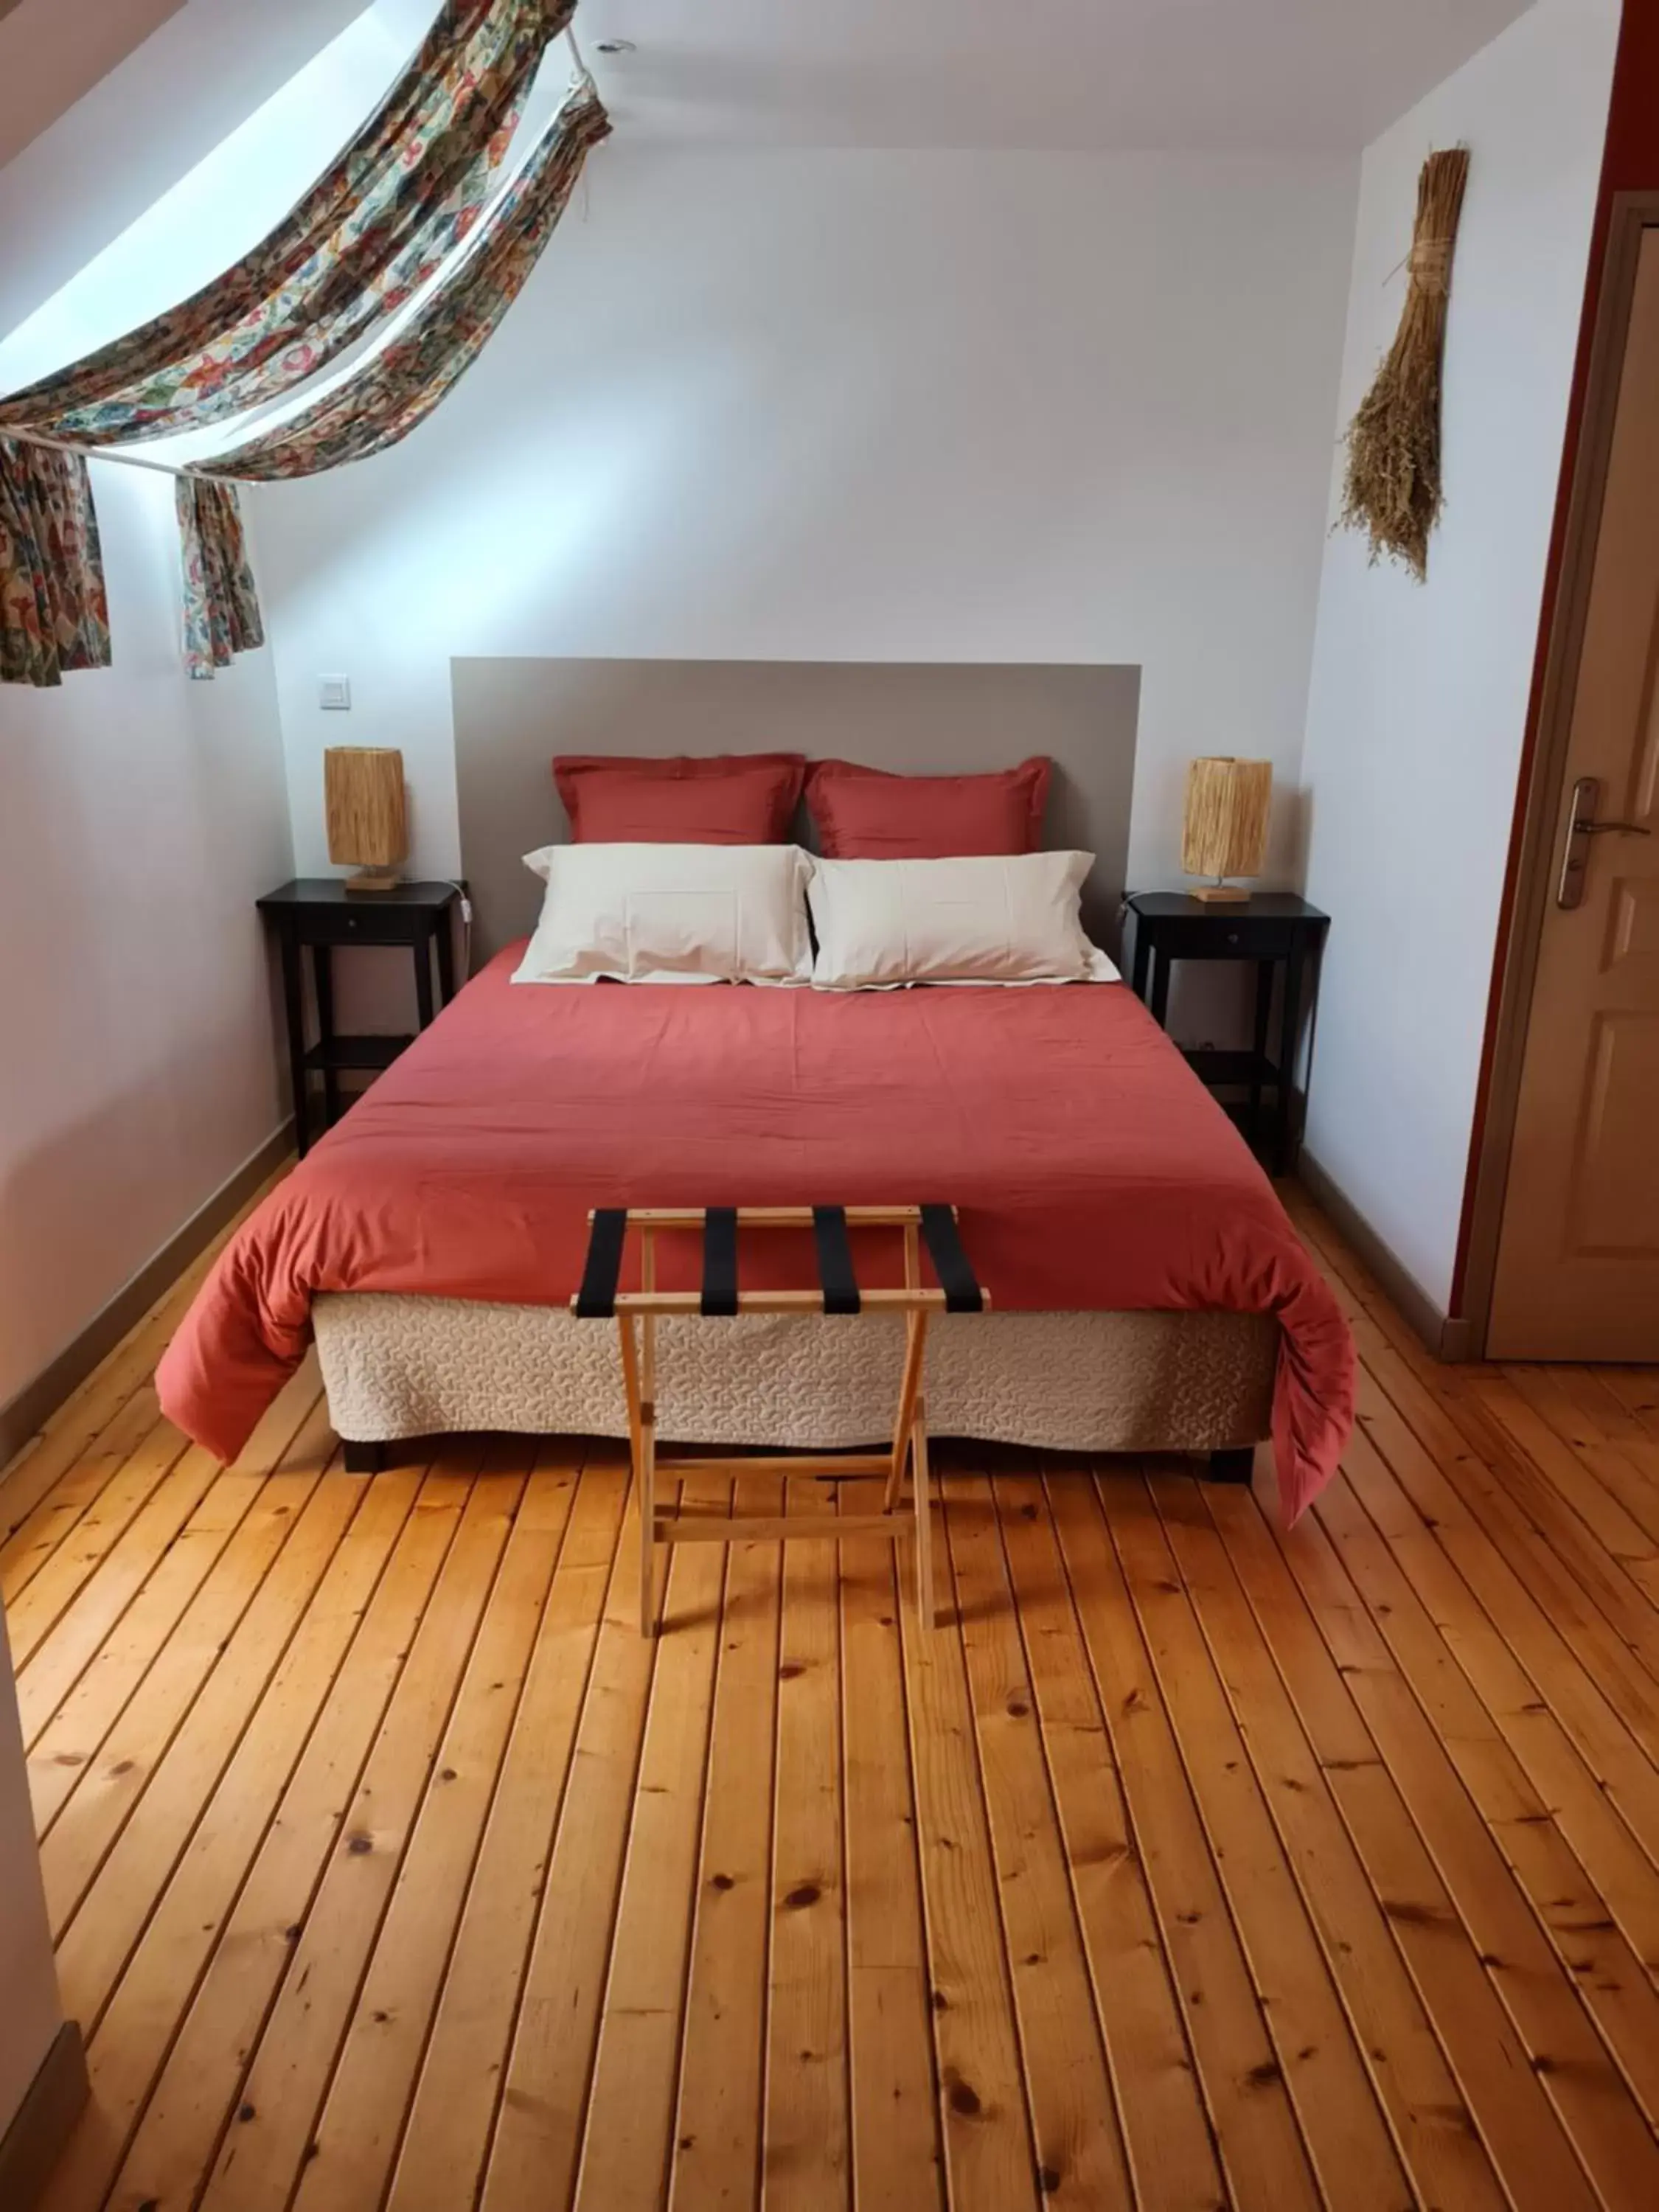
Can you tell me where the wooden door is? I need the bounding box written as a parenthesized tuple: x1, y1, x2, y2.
(1489, 229, 1659, 1358)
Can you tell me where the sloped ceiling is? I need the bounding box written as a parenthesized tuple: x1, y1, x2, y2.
(0, 1, 187, 172)
(0, 0, 371, 335)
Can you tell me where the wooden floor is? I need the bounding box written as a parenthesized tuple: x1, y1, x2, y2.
(5, 1189, 1659, 2211)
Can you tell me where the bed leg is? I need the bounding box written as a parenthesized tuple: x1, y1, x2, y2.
(1205, 1446, 1256, 1486)
(344, 1440, 388, 1475)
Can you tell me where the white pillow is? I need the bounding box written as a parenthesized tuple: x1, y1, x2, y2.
(514, 842, 813, 986)
(807, 850, 1119, 990)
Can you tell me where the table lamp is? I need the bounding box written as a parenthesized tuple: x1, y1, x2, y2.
(325, 746, 407, 894)
(1181, 757, 1271, 903)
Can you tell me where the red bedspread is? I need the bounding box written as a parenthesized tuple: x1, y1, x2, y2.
(159, 950, 1353, 1520)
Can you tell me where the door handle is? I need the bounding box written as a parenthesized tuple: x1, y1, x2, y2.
(1558, 775, 1654, 908)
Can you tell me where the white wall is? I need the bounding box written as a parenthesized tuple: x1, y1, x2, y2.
(251, 143, 1357, 952)
(1299, 0, 1619, 1312)
(0, 1607, 62, 2136)
(0, 465, 292, 1413)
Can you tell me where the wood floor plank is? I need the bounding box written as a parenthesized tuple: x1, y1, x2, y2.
(2, 1362, 317, 1624)
(40, 1470, 425, 2212)
(19, 1388, 324, 1775)
(1330, 1431, 1659, 1961)
(994, 1472, 1224, 2212)
(50, 1469, 367, 2024)
(1237, 1472, 1659, 2188)
(837, 1477, 942, 2212)
(668, 1476, 784, 2212)
(37, 1402, 341, 1940)
(18, 1175, 1659, 2212)
(1110, 1473, 1417, 2212)
(762, 1475, 852, 2211)
(1046, 1470, 1324, 2212)
(574, 1475, 728, 2211)
(1, 1390, 168, 1606)
(6, 1426, 202, 1675)
(194, 1469, 521, 2212)
(1301, 1464, 1659, 2067)
(0, 1161, 284, 1528)
(1335, 1310, 1659, 1804)
(13, 1446, 224, 1743)
(288, 1458, 575, 2212)
(480, 1476, 667, 2212)
(97, 1469, 454, 2212)
(27, 1469, 279, 1840)
(23, 1389, 325, 1840)
(1155, 1473, 1622, 2212)
(1478, 1371, 1659, 1604)
(946, 1473, 1133, 2209)
(1372, 1350, 1659, 1707)
(386, 1459, 627, 2212)
(898, 1481, 1037, 2210)
(1600, 1366, 1659, 1445)
(1287, 1192, 1659, 1704)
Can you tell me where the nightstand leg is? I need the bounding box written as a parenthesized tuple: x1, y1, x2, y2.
(413, 931, 435, 1032)
(1150, 946, 1171, 1028)
(1279, 939, 1306, 1173)
(279, 925, 310, 1157)
(1251, 959, 1273, 1139)
(435, 912, 456, 1005)
(312, 945, 340, 1128)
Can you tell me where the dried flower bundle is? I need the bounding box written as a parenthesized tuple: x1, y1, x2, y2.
(1340, 147, 1470, 581)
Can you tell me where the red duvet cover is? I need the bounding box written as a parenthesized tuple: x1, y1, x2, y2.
(159, 951, 1354, 1520)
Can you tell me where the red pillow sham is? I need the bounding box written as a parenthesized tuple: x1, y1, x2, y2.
(804, 755, 1052, 859)
(554, 752, 807, 844)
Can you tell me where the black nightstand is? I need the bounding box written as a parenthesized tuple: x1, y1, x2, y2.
(258, 879, 462, 1155)
(1124, 892, 1329, 1172)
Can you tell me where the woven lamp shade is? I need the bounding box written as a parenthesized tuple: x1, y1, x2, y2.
(325, 747, 407, 893)
(1181, 757, 1271, 901)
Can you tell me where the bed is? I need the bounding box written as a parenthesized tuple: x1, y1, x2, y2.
(157, 948, 1354, 1521)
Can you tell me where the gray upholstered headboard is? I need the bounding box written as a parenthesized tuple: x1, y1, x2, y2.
(451, 657, 1141, 961)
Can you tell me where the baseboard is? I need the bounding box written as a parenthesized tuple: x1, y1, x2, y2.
(1296, 1150, 1475, 1363)
(0, 1119, 295, 1468)
(0, 2023, 88, 2211)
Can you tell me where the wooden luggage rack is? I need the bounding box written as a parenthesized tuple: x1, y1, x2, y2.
(572, 1204, 988, 1634)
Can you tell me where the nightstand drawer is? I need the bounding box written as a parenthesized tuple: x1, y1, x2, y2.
(1141, 915, 1302, 960)
(297, 904, 431, 946)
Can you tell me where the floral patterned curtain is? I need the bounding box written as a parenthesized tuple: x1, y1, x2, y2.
(0, 439, 111, 687)
(178, 479, 265, 679)
(0, 0, 571, 447)
(171, 81, 608, 675)
(209, 84, 610, 481)
(0, 6, 609, 689)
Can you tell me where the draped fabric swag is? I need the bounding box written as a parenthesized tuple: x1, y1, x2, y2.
(0, 0, 597, 686)
(217, 86, 609, 479)
(1, 0, 569, 446)
(177, 81, 609, 675)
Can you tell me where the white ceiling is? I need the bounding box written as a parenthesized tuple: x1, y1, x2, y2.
(0, 0, 1536, 344)
(574, 0, 1534, 153)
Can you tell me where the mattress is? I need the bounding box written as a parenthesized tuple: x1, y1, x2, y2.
(313, 1295, 1279, 1454)
(159, 950, 1353, 1518)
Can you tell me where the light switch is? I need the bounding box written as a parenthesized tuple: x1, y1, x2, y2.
(319, 674, 352, 710)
